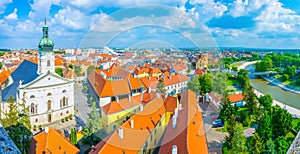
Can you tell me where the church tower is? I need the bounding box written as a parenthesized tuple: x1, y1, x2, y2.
(38, 18, 55, 74)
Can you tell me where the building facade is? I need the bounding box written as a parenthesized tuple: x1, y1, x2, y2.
(0, 20, 75, 126)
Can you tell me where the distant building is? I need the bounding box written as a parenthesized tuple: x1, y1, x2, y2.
(0, 20, 75, 126)
(29, 127, 79, 154)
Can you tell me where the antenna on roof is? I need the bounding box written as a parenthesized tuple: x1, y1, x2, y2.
(44, 17, 46, 25)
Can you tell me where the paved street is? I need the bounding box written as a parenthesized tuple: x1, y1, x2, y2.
(199, 101, 227, 154)
(74, 83, 91, 127)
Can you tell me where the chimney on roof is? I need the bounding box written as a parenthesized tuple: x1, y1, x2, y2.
(130, 119, 134, 129)
(45, 127, 49, 134)
(156, 93, 161, 99)
(118, 128, 123, 140)
(179, 103, 182, 110)
(172, 114, 177, 128)
(128, 94, 131, 102)
(140, 105, 143, 112)
(147, 87, 151, 93)
(116, 96, 119, 103)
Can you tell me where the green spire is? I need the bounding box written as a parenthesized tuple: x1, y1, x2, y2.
(38, 18, 54, 52)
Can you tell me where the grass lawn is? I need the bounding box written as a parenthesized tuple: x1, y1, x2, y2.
(274, 74, 281, 79)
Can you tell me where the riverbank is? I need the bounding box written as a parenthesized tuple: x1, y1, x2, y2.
(238, 61, 300, 117)
(253, 88, 300, 118)
(262, 76, 300, 94)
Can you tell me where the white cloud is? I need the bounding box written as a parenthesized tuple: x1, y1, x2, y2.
(228, 0, 248, 17)
(61, 0, 187, 12)
(188, 0, 227, 23)
(5, 8, 18, 20)
(54, 6, 89, 30)
(0, 0, 12, 14)
(254, 0, 300, 34)
(28, 0, 60, 19)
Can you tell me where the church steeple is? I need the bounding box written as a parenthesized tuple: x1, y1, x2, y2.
(38, 18, 55, 74)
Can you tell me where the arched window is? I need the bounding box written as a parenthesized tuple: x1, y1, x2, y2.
(30, 95, 35, 98)
(60, 97, 68, 108)
(30, 103, 37, 114)
(47, 93, 52, 96)
(47, 60, 50, 67)
(172, 145, 177, 154)
(62, 90, 66, 93)
(47, 100, 51, 110)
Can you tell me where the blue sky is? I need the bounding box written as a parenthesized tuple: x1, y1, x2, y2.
(1, 0, 300, 49)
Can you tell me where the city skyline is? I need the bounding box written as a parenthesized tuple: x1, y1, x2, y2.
(1, 0, 300, 49)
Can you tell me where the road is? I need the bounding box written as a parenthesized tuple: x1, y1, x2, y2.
(199, 101, 227, 154)
(74, 83, 91, 127)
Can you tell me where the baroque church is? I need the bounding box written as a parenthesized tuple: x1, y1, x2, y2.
(0, 20, 75, 126)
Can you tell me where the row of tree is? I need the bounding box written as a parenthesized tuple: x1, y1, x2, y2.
(187, 71, 226, 96)
(220, 69, 294, 153)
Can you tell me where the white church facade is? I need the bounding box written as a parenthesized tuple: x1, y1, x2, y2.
(1, 20, 75, 126)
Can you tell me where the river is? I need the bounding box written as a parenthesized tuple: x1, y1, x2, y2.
(245, 64, 300, 110)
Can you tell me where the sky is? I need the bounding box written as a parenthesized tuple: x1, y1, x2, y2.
(0, 0, 300, 49)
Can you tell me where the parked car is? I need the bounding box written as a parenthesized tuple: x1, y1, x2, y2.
(212, 119, 222, 125)
(212, 122, 224, 128)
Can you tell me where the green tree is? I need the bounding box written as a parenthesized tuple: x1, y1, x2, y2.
(283, 66, 296, 77)
(212, 71, 227, 95)
(274, 136, 289, 153)
(68, 64, 74, 69)
(86, 102, 102, 134)
(219, 93, 235, 122)
(281, 74, 289, 81)
(74, 65, 82, 77)
(258, 94, 273, 111)
(70, 128, 77, 145)
(0, 95, 31, 153)
(255, 58, 273, 72)
(1, 96, 19, 127)
(0, 62, 2, 69)
(186, 67, 191, 73)
(271, 105, 292, 137)
(156, 79, 167, 94)
(248, 133, 263, 154)
(55, 67, 63, 77)
(256, 112, 273, 142)
(230, 123, 247, 153)
(198, 73, 212, 95)
(243, 83, 258, 114)
(87, 65, 96, 74)
(187, 76, 200, 94)
(237, 69, 249, 88)
(263, 139, 275, 154)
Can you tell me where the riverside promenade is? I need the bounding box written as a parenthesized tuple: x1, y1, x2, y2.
(239, 61, 300, 117)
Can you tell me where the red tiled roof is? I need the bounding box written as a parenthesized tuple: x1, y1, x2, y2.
(229, 93, 244, 103)
(159, 90, 208, 154)
(164, 96, 178, 112)
(91, 97, 166, 154)
(101, 98, 140, 114)
(30, 128, 79, 154)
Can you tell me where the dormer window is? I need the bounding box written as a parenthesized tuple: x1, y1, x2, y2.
(30, 95, 35, 98)
(47, 93, 52, 96)
(47, 60, 50, 67)
(172, 145, 177, 154)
